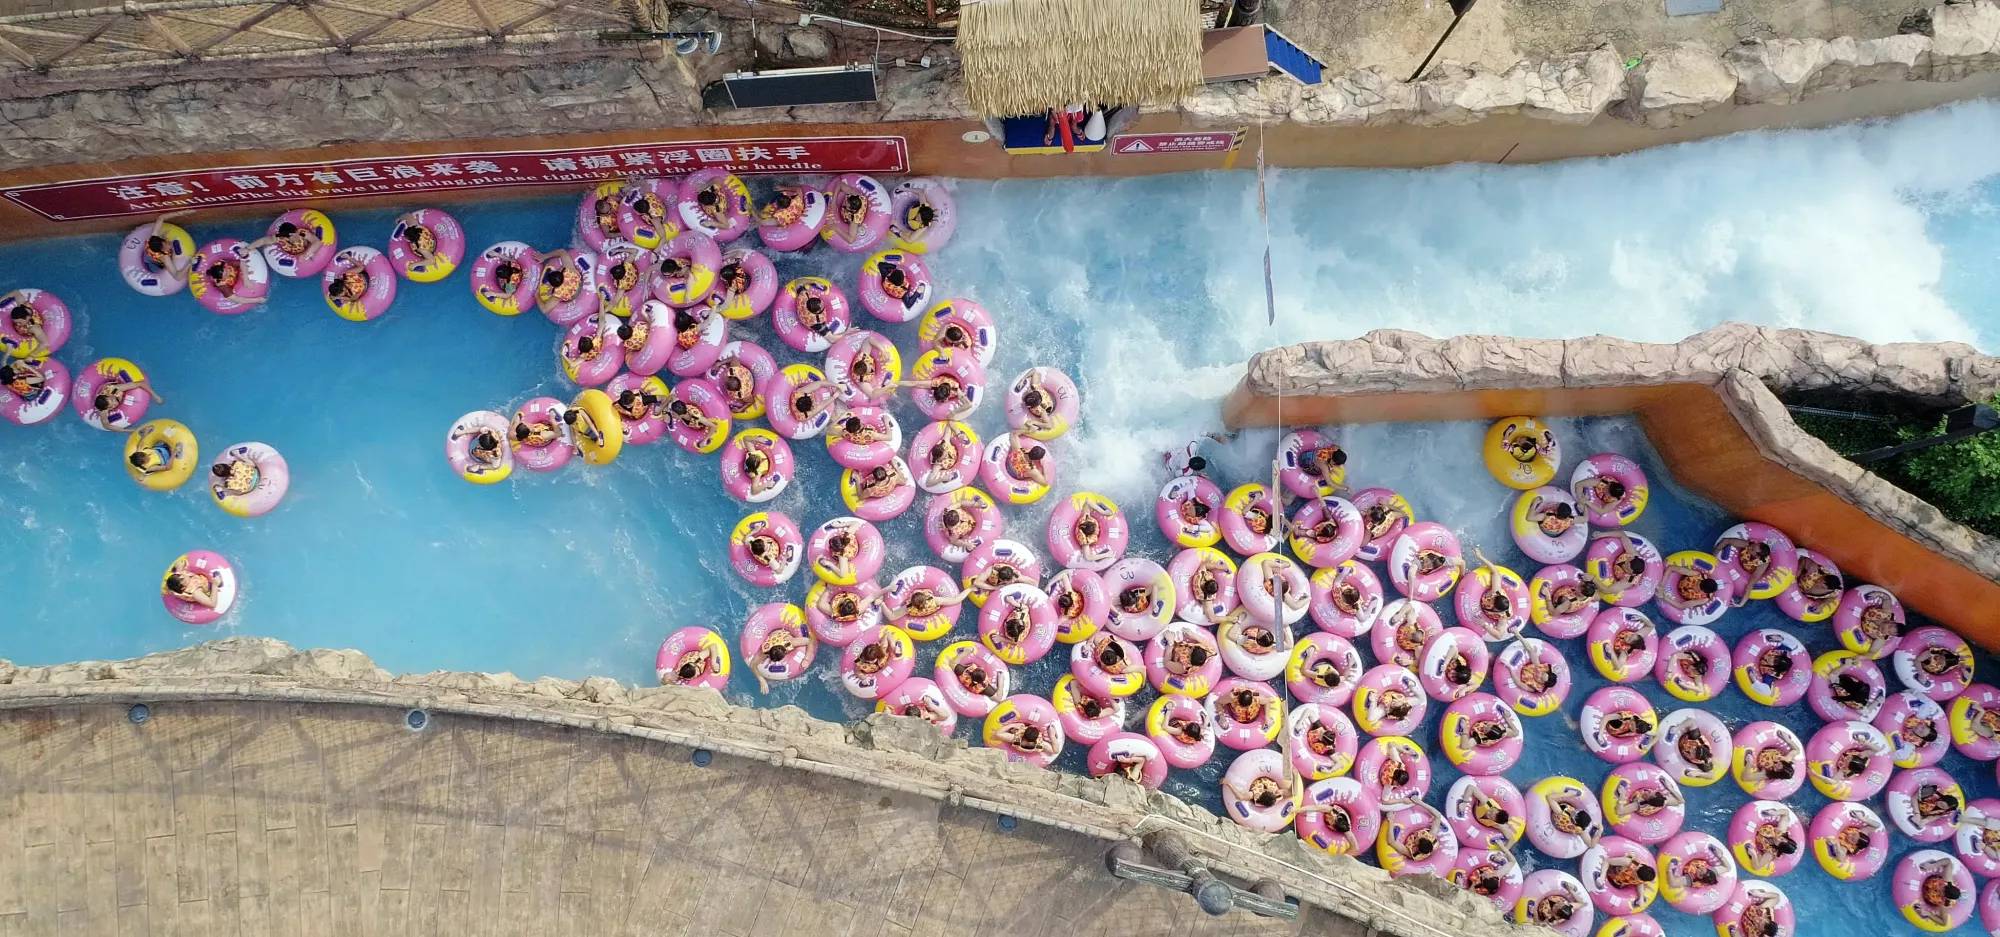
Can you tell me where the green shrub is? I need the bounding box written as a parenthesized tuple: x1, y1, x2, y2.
(1793, 398, 2000, 538)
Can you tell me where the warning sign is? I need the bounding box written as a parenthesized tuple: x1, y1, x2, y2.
(1111, 131, 1241, 155)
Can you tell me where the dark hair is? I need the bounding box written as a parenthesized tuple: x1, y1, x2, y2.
(1187, 646, 1210, 666)
(1326, 448, 1348, 466)
(146, 235, 167, 252)
(165, 573, 186, 591)
(698, 189, 719, 206)
(1027, 446, 1046, 460)
(211, 463, 231, 478)
(1767, 759, 1794, 780)
(1944, 883, 1963, 901)
(515, 423, 531, 441)
(276, 222, 299, 236)
(618, 390, 639, 406)
(931, 384, 953, 403)
(844, 416, 863, 434)
(1697, 577, 1718, 595)
(127, 452, 148, 468)
(674, 310, 696, 331)
(1491, 809, 1511, 826)
(1851, 832, 1871, 850)
(1767, 651, 1793, 677)
(562, 409, 579, 425)
(1186, 456, 1207, 472)
(1604, 479, 1626, 499)
(1823, 573, 1845, 592)
(1551, 503, 1574, 519)
(576, 336, 595, 355)
(1635, 864, 1656, 882)
(1577, 580, 1597, 597)
(1775, 838, 1797, 855)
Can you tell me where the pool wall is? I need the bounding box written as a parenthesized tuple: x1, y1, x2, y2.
(1222, 322, 2000, 645)
(0, 637, 1532, 937)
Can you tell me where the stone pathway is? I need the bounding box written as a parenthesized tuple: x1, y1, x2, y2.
(0, 701, 1358, 937)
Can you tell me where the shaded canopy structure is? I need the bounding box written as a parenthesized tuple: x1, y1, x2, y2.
(958, 0, 1202, 117)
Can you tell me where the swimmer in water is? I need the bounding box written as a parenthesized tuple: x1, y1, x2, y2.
(1816, 811, 1881, 867)
(162, 562, 220, 610)
(840, 333, 899, 403)
(1659, 555, 1722, 611)
(1724, 883, 1784, 937)
(992, 719, 1057, 756)
(1572, 471, 1627, 512)
(537, 249, 586, 314)
(852, 460, 909, 502)
(1467, 549, 1518, 634)
(965, 560, 1025, 603)
(1523, 493, 1578, 537)
(1003, 437, 1050, 488)
(1256, 554, 1310, 616)
(1601, 615, 1655, 674)
(1385, 600, 1434, 668)
(201, 248, 265, 305)
(207, 449, 262, 501)
(1669, 723, 1721, 782)
(886, 578, 969, 627)
(1541, 785, 1602, 848)
(1738, 738, 1800, 789)
(561, 404, 606, 451)
(734, 433, 783, 499)
(613, 386, 663, 425)
(1852, 590, 1902, 657)
(783, 376, 842, 429)
(897, 371, 977, 420)
(1588, 530, 1652, 594)
(1083, 633, 1136, 677)
(1546, 577, 1598, 616)
(759, 185, 810, 228)
(921, 422, 977, 489)
(664, 645, 717, 687)
(1794, 554, 1843, 604)
(1065, 498, 1119, 565)
(1454, 784, 1516, 845)
(874, 259, 920, 311)
(396, 216, 441, 267)
(81, 370, 162, 426)
(828, 178, 874, 244)
(899, 196, 939, 241)
(813, 518, 868, 582)
(750, 624, 812, 693)
(449, 422, 507, 471)
(1013, 368, 1063, 437)
(1908, 856, 1965, 930)
(1500, 421, 1558, 469)
(247, 218, 324, 266)
(691, 181, 731, 229)
(812, 583, 879, 626)
(1158, 624, 1214, 679)
(1740, 804, 1801, 871)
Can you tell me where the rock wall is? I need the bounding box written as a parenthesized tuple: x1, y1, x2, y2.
(1240, 323, 2000, 582)
(0, 637, 1546, 937)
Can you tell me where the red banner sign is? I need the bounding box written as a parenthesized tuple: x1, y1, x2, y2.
(1111, 131, 1241, 155)
(3, 135, 911, 222)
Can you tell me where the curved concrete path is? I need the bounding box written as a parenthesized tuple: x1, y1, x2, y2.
(0, 699, 1360, 937)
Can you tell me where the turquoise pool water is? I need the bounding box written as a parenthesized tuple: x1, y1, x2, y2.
(7, 100, 2000, 936)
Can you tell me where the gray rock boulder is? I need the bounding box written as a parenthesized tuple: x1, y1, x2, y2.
(1618, 42, 1738, 128)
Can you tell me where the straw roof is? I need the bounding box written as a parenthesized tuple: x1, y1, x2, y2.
(958, 0, 1202, 117)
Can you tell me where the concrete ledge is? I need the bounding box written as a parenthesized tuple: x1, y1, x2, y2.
(0, 637, 1548, 937)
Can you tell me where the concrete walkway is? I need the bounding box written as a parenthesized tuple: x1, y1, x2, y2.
(0, 700, 1359, 937)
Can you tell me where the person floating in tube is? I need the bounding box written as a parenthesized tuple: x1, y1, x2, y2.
(0, 291, 54, 357)
(782, 376, 842, 430)
(162, 557, 221, 610)
(512, 406, 566, 450)
(139, 209, 199, 282)
(1522, 492, 1579, 538)
(896, 371, 977, 420)
(692, 181, 731, 231)
(203, 247, 264, 306)
(828, 178, 874, 245)
(561, 403, 606, 451)
(851, 460, 909, 503)
(758, 185, 810, 229)
(750, 624, 812, 694)
(874, 258, 923, 314)
(536, 249, 586, 317)
(449, 422, 507, 474)
(842, 334, 898, 404)
(625, 180, 674, 239)
(613, 387, 663, 428)
(209, 449, 261, 502)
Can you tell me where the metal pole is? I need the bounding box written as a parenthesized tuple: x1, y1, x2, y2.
(1849, 404, 1998, 463)
(1406, 8, 1467, 82)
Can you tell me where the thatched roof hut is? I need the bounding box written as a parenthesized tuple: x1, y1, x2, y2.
(958, 0, 1204, 117)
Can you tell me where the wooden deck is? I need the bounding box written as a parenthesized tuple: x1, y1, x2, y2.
(0, 700, 1359, 937)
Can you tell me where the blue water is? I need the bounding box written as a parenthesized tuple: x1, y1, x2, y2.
(8, 100, 2000, 936)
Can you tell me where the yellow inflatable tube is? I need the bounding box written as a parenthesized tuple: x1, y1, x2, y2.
(123, 419, 199, 491)
(571, 389, 626, 466)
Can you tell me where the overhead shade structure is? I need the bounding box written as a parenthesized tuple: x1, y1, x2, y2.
(958, 0, 1205, 118)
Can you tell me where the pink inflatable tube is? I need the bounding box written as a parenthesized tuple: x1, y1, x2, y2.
(824, 329, 901, 407)
(1155, 474, 1224, 549)
(1810, 801, 1889, 881)
(980, 432, 1054, 505)
(1146, 694, 1216, 769)
(1513, 486, 1588, 564)
(718, 429, 793, 503)
(1144, 623, 1223, 698)
(840, 624, 916, 701)
(1896, 850, 1976, 932)
(470, 241, 539, 316)
(907, 348, 985, 421)
(841, 458, 915, 522)
(1806, 720, 1893, 802)
(388, 208, 464, 282)
(1296, 778, 1378, 857)
(1286, 632, 1363, 708)
(1886, 766, 1966, 843)
(1307, 561, 1383, 638)
(597, 250, 654, 314)
(1221, 483, 1284, 557)
(1357, 735, 1433, 803)
(1602, 762, 1685, 845)
(1051, 675, 1124, 745)
(1493, 637, 1571, 717)
(917, 297, 998, 367)
(1167, 547, 1238, 627)
(509, 398, 574, 472)
(558, 316, 623, 387)
(1102, 557, 1175, 642)
(162, 550, 237, 625)
(1950, 682, 2000, 761)
(1709, 881, 1793, 937)
(1584, 532, 1663, 608)
(821, 173, 894, 254)
(1727, 800, 1806, 878)
(1775, 547, 1842, 622)
(650, 230, 723, 308)
(1353, 664, 1428, 737)
(805, 579, 880, 647)
(1732, 720, 1805, 800)
(1731, 628, 1811, 706)
(1656, 831, 1736, 915)
(1579, 836, 1659, 916)
(761, 364, 832, 440)
(1878, 689, 1951, 769)
(1571, 452, 1650, 527)
(878, 677, 957, 736)
(741, 603, 815, 689)
(1205, 676, 1283, 751)
(537, 250, 601, 325)
(1420, 627, 1491, 702)
(260, 209, 336, 278)
(923, 487, 1002, 564)
(1349, 487, 1412, 562)
(977, 583, 1058, 665)
(960, 538, 1043, 604)
(664, 304, 729, 378)
(1372, 599, 1443, 670)
(1377, 800, 1456, 879)
(666, 379, 731, 454)
(445, 410, 512, 483)
(858, 249, 933, 323)
(756, 184, 827, 253)
(1287, 497, 1365, 569)
(1087, 733, 1169, 789)
(1046, 492, 1129, 572)
(889, 178, 956, 253)
(881, 564, 963, 641)
(1986, 880, 2000, 935)
(1046, 567, 1108, 644)
(677, 168, 752, 242)
(654, 627, 729, 690)
(1714, 521, 1799, 603)
(1388, 521, 1463, 602)
(807, 517, 885, 586)
(1529, 564, 1598, 639)
(910, 420, 982, 495)
(728, 511, 803, 587)
(825, 406, 902, 471)
(1514, 870, 1592, 937)
(1235, 553, 1309, 627)
(1894, 625, 1974, 701)
(772, 277, 851, 353)
(1655, 709, 1731, 789)
(578, 184, 641, 251)
(1005, 367, 1080, 441)
(1956, 799, 2000, 879)
(1286, 702, 1358, 780)
(1439, 692, 1520, 776)
(207, 442, 290, 518)
(620, 177, 677, 249)
(120, 223, 191, 296)
(1835, 583, 1905, 659)
(1277, 429, 1344, 499)
(1587, 606, 1658, 684)
(189, 239, 272, 315)
(1445, 775, 1526, 849)
(1810, 650, 1887, 724)
(1221, 749, 1300, 834)
(709, 248, 778, 321)
(982, 693, 1064, 767)
(604, 373, 667, 446)
(1452, 847, 1524, 912)
(0, 289, 69, 359)
(320, 246, 394, 321)
(70, 358, 151, 430)
(1454, 563, 1530, 642)
(1654, 625, 1730, 703)
(1581, 686, 1658, 765)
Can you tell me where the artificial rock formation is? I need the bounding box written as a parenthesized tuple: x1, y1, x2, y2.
(0, 637, 1550, 937)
